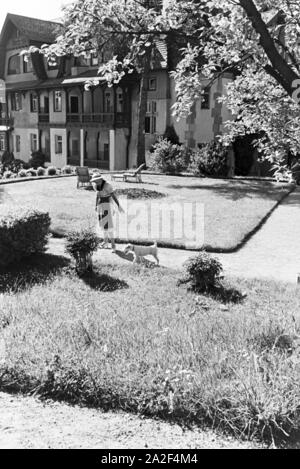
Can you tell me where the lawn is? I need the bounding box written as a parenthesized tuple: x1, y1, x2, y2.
(0, 174, 293, 251)
(0, 253, 300, 446)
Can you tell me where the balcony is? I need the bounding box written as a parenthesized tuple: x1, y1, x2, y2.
(38, 113, 50, 123)
(0, 116, 14, 127)
(66, 113, 130, 127)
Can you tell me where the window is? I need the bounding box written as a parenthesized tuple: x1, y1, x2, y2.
(11, 92, 22, 111)
(30, 134, 38, 152)
(145, 116, 157, 134)
(91, 52, 99, 67)
(104, 91, 113, 113)
(30, 94, 38, 112)
(146, 101, 157, 114)
(0, 134, 5, 151)
(117, 89, 124, 113)
(74, 56, 89, 67)
(16, 135, 21, 153)
(23, 55, 33, 73)
(148, 77, 157, 91)
(8, 54, 21, 75)
(55, 135, 63, 154)
(201, 87, 210, 110)
(145, 100, 157, 134)
(54, 91, 62, 112)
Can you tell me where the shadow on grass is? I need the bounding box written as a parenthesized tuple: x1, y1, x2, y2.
(80, 267, 129, 292)
(167, 180, 293, 201)
(0, 254, 70, 294)
(115, 249, 160, 269)
(181, 281, 245, 304)
(209, 284, 246, 304)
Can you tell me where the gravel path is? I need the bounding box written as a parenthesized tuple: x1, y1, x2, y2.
(0, 393, 262, 449)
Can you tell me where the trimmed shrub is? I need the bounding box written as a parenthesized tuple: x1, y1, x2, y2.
(3, 170, 14, 179)
(37, 167, 46, 176)
(66, 228, 100, 275)
(0, 206, 51, 268)
(47, 166, 57, 176)
(26, 168, 37, 177)
(179, 252, 223, 293)
(150, 138, 192, 173)
(62, 165, 73, 175)
(29, 150, 46, 169)
(18, 169, 27, 178)
(190, 140, 229, 177)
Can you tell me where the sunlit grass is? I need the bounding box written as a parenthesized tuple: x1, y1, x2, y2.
(0, 258, 300, 445)
(2, 176, 293, 250)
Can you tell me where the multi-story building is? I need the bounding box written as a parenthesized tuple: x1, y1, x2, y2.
(0, 13, 233, 171)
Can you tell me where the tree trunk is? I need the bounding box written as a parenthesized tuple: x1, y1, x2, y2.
(136, 48, 152, 167)
(239, 0, 299, 97)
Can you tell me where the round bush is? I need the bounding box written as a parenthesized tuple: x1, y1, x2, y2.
(150, 138, 192, 173)
(47, 166, 57, 176)
(191, 141, 229, 177)
(3, 170, 13, 179)
(62, 165, 73, 175)
(37, 167, 46, 176)
(180, 252, 223, 293)
(0, 206, 51, 267)
(29, 150, 46, 169)
(26, 168, 37, 177)
(66, 228, 100, 275)
(18, 169, 27, 178)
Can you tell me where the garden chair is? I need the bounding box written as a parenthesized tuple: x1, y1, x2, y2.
(111, 164, 145, 183)
(76, 166, 92, 189)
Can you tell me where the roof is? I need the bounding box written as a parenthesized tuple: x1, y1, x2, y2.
(0, 13, 62, 45)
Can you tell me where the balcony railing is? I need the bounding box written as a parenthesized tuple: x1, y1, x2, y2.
(38, 113, 50, 123)
(0, 116, 14, 127)
(66, 112, 130, 126)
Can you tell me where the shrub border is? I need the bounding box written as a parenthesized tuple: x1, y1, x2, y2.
(0, 174, 76, 185)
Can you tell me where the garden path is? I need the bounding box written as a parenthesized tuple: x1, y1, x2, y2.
(0, 392, 261, 449)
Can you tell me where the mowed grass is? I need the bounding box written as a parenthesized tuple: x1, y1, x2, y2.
(0, 255, 300, 445)
(1, 175, 293, 251)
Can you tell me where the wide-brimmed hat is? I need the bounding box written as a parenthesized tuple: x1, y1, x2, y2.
(90, 173, 103, 184)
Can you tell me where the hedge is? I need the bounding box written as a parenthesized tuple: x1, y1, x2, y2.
(0, 206, 51, 268)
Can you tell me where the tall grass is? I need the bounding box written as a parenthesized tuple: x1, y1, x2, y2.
(0, 263, 300, 445)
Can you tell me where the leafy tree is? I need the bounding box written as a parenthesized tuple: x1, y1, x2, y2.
(170, 0, 300, 171)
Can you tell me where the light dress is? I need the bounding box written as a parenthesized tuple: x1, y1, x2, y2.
(94, 181, 115, 233)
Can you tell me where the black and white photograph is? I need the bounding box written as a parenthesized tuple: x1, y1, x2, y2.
(0, 0, 300, 455)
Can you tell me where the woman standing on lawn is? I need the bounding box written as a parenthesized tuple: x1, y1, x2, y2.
(91, 173, 124, 253)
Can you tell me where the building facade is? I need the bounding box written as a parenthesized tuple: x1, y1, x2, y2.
(0, 13, 233, 171)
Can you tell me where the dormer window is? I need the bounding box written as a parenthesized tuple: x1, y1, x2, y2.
(8, 54, 21, 75)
